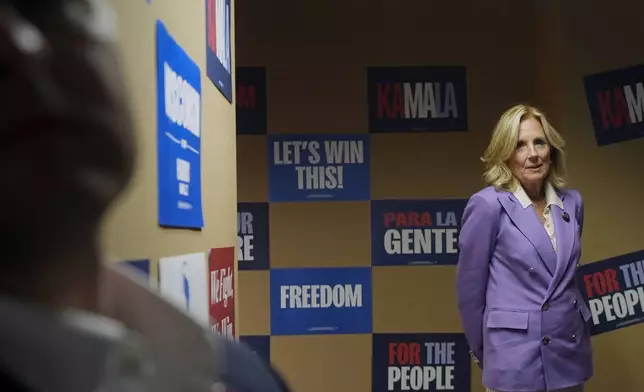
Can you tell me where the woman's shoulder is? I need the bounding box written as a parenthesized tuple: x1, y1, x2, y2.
(466, 186, 505, 211)
(558, 187, 583, 205)
(469, 185, 507, 202)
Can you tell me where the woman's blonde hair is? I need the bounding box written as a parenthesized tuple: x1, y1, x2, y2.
(481, 104, 567, 192)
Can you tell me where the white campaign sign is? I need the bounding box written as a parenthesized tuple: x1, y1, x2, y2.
(158, 252, 209, 327)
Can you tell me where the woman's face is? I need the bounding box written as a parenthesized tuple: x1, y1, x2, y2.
(509, 117, 551, 190)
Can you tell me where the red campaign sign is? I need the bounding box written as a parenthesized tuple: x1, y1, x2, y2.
(209, 247, 235, 339)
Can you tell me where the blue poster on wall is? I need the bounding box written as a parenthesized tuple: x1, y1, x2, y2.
(124, 259, 151, 277)
(268, 134, 370, 202)
(367, 66, 468, 133)
(583, 64, 644, 146)
(239, 335, 271, 363)
(238, 202, 270, 271)
(270, 267, 373, 335)
(372, 333, 471, 392)
(236, 67, 267, 135)
(577, 249, 644, 336)
(206, 0, 233, 102)
(156, 20, 204, 229)
(371, 199, 467, 266)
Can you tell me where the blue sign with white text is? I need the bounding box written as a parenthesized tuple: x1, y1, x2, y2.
(268, 134, 370, 202)
(238, 202, 270, 271)
(372, 333, 471, 392)
(583, 64, 644, 146)
(206, 0, 233, 102)
(156, 20, 204, 229)
(371, 199, 467, 266)
(270, 267, 373, 335)
(236, 67, 267, 134)
(577, 249, 644, 336)
(239, 335, 271, 363)
(367, 66, 468, 133)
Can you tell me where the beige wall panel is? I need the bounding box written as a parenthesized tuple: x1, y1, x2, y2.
(371, 134, 487, 199)
(265, 65, 369, 135)
(373, 266, 460, 333)
(237, 271, 270, 335)
(587, 324, 644, 390)
(550, 1, 644, 391)
(269, 202, 371, 268)
(237, 135, 269, 202)
(271, 335, 372, 392)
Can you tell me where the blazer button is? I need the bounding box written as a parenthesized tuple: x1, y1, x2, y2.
(528, 267, 536, 274)
(573, 300, 578, 307)
(542, 302, 550, 311)
(542, 336, 550, 345)
(576, 263, 581, 268)
(571, 334, 577, 340)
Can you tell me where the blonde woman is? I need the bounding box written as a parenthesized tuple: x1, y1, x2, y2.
(456, 105, 593, 392)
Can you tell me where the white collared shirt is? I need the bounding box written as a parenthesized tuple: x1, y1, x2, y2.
(512, 182, 563, 252)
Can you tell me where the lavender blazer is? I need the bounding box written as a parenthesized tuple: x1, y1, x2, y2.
(456, 186, 593, 392)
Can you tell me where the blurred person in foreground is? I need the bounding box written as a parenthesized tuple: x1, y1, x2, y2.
(456, 104, 593, 392)
(0, 1, 288, 391)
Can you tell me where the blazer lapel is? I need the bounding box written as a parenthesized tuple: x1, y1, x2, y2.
(498, 194, 557, 276)
(545, 194, 576, 298)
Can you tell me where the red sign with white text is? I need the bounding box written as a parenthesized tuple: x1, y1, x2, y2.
(209, 247, 235, 340)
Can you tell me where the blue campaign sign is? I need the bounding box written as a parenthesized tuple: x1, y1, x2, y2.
(238, 202, 270, 271)
(236, 67, 267, 135)
(577, 249, 644, 336)
(156, 20, 204, 229)
(206, 0, 233, 102)
(268, 134, 370, 202)
(239, 335, 271, 363)
(583, 64, 644, 146)
(372, 333, 471, 392)
(371, 199, 467, 266)
(270, 267, 373, 335)
(124, 259, 151, 277)
(367, 66, 468, 133)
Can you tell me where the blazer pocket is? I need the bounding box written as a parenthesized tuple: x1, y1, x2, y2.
(486, 309, 529, 349)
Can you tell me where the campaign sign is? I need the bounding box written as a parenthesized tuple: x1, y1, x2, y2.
(209, 247, 235, 339)
(239, 335, 271, 363)
(206, 0, 233, 102)
(372, 333, 470, 392)
(583, 64, 644, 146)
(124, 259, 151, 277)
(577, 249, 644, 335)
(158, 252, 209, 327)
(236, 67, 267, 135)
(270, 267, 373, 335)
(238, 202, 270, 271)
(268, 134, 370, 202)
(156, 20, 204, 229)
(371, 199, 467, 266)
(367, 66, 468, 133)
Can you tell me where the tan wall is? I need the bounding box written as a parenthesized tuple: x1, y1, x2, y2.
(550, 1, 644, 391)
(102, 0, 239, 324)
(236, 0, 644, 392)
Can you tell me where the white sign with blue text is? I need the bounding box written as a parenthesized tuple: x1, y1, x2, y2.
(270, 267, 373, 335)
(156, 20, 204, 229)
